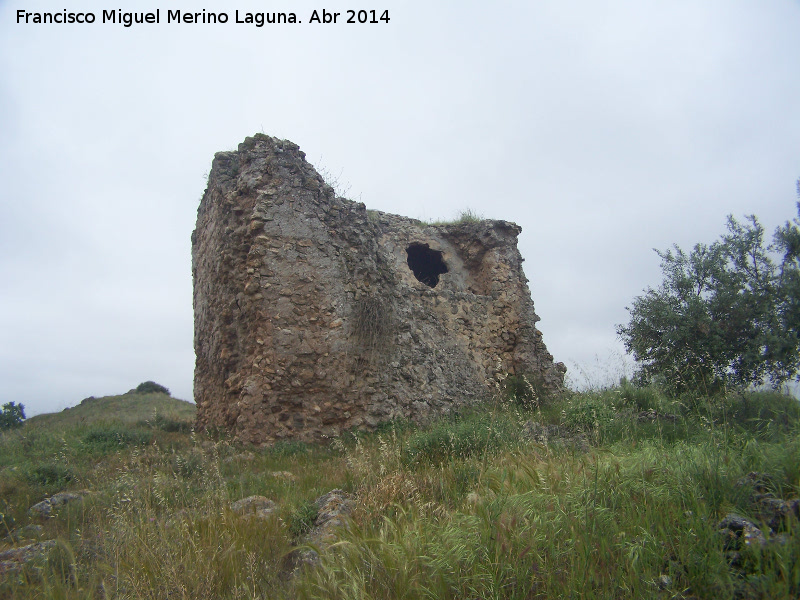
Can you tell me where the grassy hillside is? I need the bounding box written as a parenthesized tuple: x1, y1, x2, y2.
(1, 385, 800, 599)
(25, 392, 196, 429)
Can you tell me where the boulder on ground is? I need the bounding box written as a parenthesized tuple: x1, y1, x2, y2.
(0, 539, 57, 581)
(28, 491, 87, 518)
(230, 495, 277, 519)
(287, 489, 355, 572)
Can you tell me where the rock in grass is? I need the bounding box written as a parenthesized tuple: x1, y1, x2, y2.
(718, 513, 767, 549)
(230, 495, 277, 519)
(522, 421, 589, 451)
(732, 472, 800, 533)
(309, 489, 354, 546)
(287, 489, 355, 572)
(636, 409, 678, 422)
(222, 451, 256, 465)
(0, 539, 57, 580)
(270, 470, 296, 482)
(28, 491, 86, 518)
(756, 497, 795, 532)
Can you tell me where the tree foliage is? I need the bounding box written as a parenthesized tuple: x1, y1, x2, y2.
(618, 203, 800, 394)
(0, 401, 26, 430)
(134, 381, 171, 396)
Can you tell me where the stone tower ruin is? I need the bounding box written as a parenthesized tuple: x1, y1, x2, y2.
(193, 134, 566, 444)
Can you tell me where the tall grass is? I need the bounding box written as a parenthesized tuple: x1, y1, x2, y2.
(2, 387, 799, 599)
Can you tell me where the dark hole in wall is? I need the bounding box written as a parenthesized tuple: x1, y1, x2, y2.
(406, 243, 448, 288)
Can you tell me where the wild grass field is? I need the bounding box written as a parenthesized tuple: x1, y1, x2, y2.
(1, 383, 799, 599)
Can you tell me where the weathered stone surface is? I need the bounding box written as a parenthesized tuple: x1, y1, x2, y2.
(193, 133, 566, 444)
(230, 495, 277, 519)
(28, 491, 85, 518)
(291, 489, 355, 570)
(718, 513, 767, 549)
(756, 497, 800, 532)
(308, 489, 354, 547)
(0, 540, 57, 580)
(522, 421, 589, 451)
(222, 451, 256, 465)
(636, 409, 678, 423)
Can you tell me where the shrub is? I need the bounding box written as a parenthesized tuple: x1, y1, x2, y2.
(45, 540, 78, 586)
(617, 381, 666, 412)
(454, 208, 483, 224)
(134, 381, 171, 395)
(504, 373, 556, 407)
(404, 410, 516, 466)
(288, 500, 319, 538)
(721, 390, 800, 438)
(24, 463, 73, 488)
(269, 440, 310, 458)
(80, 426, 151, 455)
(143, 413, 193, 433)
(372, 417, 415, 437)
(0, 402, 25, 430)
(426, 208, 484, 226)
(172, 450, 206, 479)
(504, 374, 536, 406)
(561, 392, 618, 432)
(451, 462, 481, 496)
(0, 506, 16, 535)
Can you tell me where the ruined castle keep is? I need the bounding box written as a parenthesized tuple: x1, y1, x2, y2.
(193, 134, 566, 444)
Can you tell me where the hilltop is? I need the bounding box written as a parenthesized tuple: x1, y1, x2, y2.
(25, 391, 195, 430)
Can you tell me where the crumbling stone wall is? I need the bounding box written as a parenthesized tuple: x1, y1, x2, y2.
(193, 134, 566, 444)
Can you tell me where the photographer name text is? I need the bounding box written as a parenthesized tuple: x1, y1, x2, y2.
(16, 8, 390, 27)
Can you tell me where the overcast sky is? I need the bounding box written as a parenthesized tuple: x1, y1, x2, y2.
(1, 0, 799, 415)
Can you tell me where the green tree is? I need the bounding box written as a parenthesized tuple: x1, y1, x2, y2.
(618, 203, 800, 394)
(135, 381, 171, 396)
(0, 402, 26, 430)
(771, 198, 800, 382)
